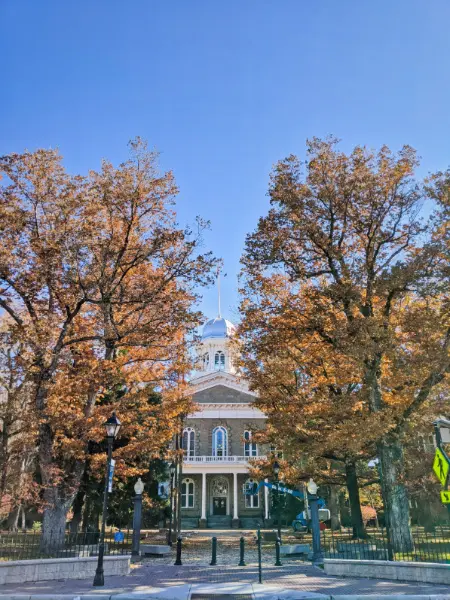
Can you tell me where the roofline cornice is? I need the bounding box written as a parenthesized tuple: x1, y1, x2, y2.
(189, 371, 257, 397)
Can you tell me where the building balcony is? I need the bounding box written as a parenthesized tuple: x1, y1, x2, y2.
(184, 455, 266, 464)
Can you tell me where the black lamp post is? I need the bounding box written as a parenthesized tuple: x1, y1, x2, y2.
(93, 412, 121, 587)
(273, 460, 281, 541)
(131, 478, 145, 557)
(307, 477, 323, 564)
(168, 462, 176, 546)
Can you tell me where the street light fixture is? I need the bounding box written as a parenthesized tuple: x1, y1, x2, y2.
(93, 412, 121, 587)
(168, 462, 176, 546)
(134, 477, 145, 496)
(273, 461, 281, 541)
(104, 412, 121, 439)
(132, 478, 145, 557)
(307, 477, 318, 495)
(306, 477, 323, 564)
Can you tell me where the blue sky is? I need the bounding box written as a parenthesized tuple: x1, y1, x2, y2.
(2, 1, 450, 324)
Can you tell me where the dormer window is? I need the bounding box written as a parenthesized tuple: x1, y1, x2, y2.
(214, 351, 225, 370)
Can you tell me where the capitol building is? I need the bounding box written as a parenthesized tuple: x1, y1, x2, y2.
(179, 315, 270, 529)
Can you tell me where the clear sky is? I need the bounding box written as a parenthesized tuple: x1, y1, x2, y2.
(2, 1, 450, 324)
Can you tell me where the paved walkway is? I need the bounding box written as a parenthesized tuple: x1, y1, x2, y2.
(0, 562, 449, 596)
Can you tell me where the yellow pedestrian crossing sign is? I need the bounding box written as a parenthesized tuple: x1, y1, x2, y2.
(433, 448, 449, 486)
(441, 490, 450, 504)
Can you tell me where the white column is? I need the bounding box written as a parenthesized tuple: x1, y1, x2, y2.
(264, 478, 269, 520)
(201, 472, 207, 520)
(233, 472, 238, 520)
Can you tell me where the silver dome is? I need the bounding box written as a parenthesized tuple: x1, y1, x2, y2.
(202, 317, 236, 340)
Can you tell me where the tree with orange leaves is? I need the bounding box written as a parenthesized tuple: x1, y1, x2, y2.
(0, 139, 217, 549)
(239, 137, 450, 551)
(0, 320, 38, 529)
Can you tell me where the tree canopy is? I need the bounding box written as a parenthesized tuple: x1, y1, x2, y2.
(239, 137, 450, 549)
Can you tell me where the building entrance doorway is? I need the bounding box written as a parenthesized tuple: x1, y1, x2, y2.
(213, 497, 226, 515)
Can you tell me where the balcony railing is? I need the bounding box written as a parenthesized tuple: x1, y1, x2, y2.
(183, 455, 266, 463)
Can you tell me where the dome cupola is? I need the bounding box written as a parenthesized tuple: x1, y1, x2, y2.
(202, 317, 236, 340)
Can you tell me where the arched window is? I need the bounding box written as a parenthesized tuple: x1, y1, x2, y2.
(182, 427, 195, 458)
(244, 430, 257, 457)
(181, 478, 195, 508)
(214, 351, 225, 370)
(202, 352, 209, 370)
(212, 426, 228, 457)
(244, 478, 259, 508)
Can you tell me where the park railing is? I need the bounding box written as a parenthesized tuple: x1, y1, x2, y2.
(0, 527, 133, 561)
(322, 526, 450, 564)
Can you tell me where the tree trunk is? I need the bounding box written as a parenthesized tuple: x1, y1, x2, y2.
(69, 463, 89, 534)
(82, 489, 93, 532)
(0, 418, 10, 497)
(345, 461, 367, 539)
(70, 486, 85, 534)
(378, 438, 413, 552)
(328, 485, 341, 530)
(8, 506, 20, 531)
(40, 490, 68, 553)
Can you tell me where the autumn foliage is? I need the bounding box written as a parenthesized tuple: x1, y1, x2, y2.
(239, 138, 450, 549)
(0, 139, 216, 545)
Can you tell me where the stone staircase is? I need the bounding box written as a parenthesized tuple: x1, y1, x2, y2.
(207, 515, 232, 529)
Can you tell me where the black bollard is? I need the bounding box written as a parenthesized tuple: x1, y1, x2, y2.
(238, 536, 246, 566)
(257, 528, 263, 584)
(275, 537, 282, 566)
(210, 536, 217, 566)
(174, 536, 182, 565)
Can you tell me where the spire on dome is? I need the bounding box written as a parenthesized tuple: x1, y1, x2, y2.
(217, 269, 221, 318)
(216, 266, 226, 319)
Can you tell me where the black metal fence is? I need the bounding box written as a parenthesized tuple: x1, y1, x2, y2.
(0, 525, 449, 565)
(322, 526, 450, 564)
(0, 528, 133, 561)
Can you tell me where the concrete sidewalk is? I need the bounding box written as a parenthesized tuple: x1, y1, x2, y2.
(0, 563, 448, 597)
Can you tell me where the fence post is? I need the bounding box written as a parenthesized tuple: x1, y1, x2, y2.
(275, 537, 282, 566)
(210, 536, 217, 566)
(174, 536, 182, 565)
(257, 528, 263, 584)
(238, 536, 246, 566)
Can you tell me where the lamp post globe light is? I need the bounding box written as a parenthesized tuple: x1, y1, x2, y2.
(93, 412, 121, 587)
(307, 477, 323, 564)
(134, 477, 145, 495)
(273, 460, 281, 541)
(131, 478, 145, 557)
(307, 477, 318, 495)
(168, 462, 176, 546)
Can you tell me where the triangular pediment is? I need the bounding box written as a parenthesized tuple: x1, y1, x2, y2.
(189, 370, 257, 399)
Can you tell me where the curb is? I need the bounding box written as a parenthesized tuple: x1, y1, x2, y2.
(0, 595, 450, 600)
